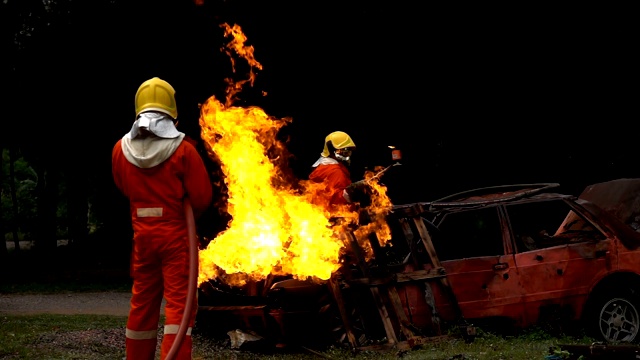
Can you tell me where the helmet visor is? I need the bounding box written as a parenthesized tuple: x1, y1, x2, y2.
(334, 147, 354, 163)
(335, 148, 353, 158)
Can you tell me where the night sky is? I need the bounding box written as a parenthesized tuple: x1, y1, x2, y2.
(6, 1, 636, 206)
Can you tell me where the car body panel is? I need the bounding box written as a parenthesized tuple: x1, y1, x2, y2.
(442, 254, 526, 320)
(393, 180, 640, 332)
(514, 240, 612, 326)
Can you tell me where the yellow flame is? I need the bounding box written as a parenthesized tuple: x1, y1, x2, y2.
(351, 170, 393, 255)
(198, 98, 344, 286)
(197, 23, 394, 288)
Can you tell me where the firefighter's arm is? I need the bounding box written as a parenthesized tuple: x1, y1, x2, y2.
(344, 180, 371, 204)
(182, 144, 213, 218)
(345, 179, 367, 194)
(322, 169, 351, 205)
(111, 140, 127, 197)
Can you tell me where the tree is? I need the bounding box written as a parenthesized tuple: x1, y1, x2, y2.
(8, 147, 21, 252)
(1, 148, 40, 248)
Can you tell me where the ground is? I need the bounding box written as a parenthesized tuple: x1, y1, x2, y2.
(0, 291, 133, 316)
(0, 292, 240, 359)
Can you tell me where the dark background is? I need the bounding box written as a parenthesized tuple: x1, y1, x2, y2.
(1, 1, 636, 259)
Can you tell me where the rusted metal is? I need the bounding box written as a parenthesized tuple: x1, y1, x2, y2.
(410, 215, 464, 323)
(429, 183, 561, 206)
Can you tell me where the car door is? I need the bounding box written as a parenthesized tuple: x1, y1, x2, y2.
(506, 198, 610, 327)
(429, 205, 527, 323)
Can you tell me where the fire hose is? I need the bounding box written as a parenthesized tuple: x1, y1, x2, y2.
(365, 162, 401, 183)
(165, 199, 198, 360)
(349, 162, 402, 192)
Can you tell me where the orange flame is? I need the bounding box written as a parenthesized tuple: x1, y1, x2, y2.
(353, 168, 393, 249)
(198, 97, 346, 287)
(197, 23, 394, 288)
(220, 23, 262, 107)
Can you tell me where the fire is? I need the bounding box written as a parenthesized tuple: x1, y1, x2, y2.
(198, 98, 344, 286)
(197, 23, 394, 288)
(353, 168, 394, 250)
(219, 23, 262, 107)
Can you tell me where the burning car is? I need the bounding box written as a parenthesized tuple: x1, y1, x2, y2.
(191, 23, 640, 351)
(196, 178, 640, 350)
(389, 178, 640, 344)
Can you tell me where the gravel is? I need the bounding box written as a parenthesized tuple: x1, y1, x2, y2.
(0, 291, 167, 316)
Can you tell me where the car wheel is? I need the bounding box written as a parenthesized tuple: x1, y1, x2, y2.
(594, 296, 640, 342)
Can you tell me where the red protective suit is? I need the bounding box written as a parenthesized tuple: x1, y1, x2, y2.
(309, 160, 352, 206)
(112, 134, 212, 360)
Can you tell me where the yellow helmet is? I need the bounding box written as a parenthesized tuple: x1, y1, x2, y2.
(321, 131, 356, 157)
(135, 77, 178, 119)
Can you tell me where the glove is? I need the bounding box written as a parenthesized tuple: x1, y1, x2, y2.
(345, 180, 372, 205)
(346, 180, 367, 194)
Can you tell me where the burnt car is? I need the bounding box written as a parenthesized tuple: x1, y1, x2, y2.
(196, 178, 640, 350)
(391, 178, 640, 343)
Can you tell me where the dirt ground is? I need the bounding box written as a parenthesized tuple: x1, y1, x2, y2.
(0, 291, 161, 316)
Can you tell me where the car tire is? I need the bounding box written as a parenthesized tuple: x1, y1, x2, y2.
(589, 291, 640, 343)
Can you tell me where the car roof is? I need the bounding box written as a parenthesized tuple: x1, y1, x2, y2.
(391, 183, 566, 216)
(429, 183, 561, 207)
(390, 179, 640, 251)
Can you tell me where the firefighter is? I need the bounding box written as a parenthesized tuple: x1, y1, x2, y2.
(112, 77, 213, 360)
(309, 131, 367, 207)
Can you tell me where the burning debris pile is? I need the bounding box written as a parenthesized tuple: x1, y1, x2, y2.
(197, 24, 393, 288)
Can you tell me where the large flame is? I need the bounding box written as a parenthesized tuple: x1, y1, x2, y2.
(198, 98, 345, 286)
(197, 24, 394, 288)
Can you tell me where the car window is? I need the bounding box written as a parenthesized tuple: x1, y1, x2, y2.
(432, 207, 504, 261)
(506, 199, 605, 252)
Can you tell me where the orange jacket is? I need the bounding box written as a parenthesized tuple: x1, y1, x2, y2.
(309, 162, 352, 206)
(112, 139, 213, 234)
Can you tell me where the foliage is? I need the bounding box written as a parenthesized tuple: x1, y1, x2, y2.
(1, 146, 105, 244)
(1, 148, 38, 241)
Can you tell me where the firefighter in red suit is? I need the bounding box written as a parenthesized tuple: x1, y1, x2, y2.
(309, 131, 363, 208)
(112, 77, 213, 360)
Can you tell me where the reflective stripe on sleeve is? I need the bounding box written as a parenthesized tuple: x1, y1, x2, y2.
(137, 207, 163, 217)
(126, 328, 158, 340)
(164, 324, 192, 336)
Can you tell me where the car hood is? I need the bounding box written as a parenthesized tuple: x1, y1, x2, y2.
(580, 178, 640, 224)
(579, 178, 640, 249)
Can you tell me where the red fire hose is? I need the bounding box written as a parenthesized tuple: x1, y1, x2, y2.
(165, 199, 198, 360)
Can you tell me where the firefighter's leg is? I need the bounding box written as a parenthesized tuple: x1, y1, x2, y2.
(160, 242, 195, 360)
(126, 250, 164, 360)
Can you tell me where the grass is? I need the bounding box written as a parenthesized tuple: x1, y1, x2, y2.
(0, 313, 599, 360)
(0, 314, 127, 359)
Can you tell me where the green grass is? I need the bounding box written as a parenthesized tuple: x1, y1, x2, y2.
(0, 314, 599, 360)
(0, 314, 127, 359)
